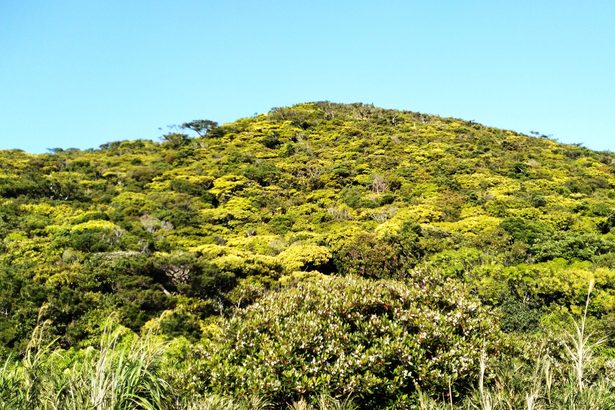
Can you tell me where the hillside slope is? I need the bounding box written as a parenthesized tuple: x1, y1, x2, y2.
(1, 102, 614, 350)
(1, 102, 615, 407)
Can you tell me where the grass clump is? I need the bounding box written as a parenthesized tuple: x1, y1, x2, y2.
(0, 321, 170, 410)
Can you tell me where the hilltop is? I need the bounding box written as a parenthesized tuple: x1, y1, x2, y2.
(0, 102, 613, 407)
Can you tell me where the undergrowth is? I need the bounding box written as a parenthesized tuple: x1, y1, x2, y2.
(0, 282, 612, 409)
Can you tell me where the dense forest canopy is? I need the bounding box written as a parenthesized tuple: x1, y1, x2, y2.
(0, 102, 613, 408)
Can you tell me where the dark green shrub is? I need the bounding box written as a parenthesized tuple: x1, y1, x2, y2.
(531, 232, 615, 262)
(597, 212, 615, 234)
(530, 194, 547, 208)
(500, 217, 550, 245)
(261, 132, 282, 149)
(499, 289, 543, 333)
(268, 214, 295, 234)
(160, 311, 203, 342)
(334, 222, 423, 279)
(341, 187, 365, 209)
(243, 162, 280, 186)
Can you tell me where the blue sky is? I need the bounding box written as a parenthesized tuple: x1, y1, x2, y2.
(1, 1, 614, 153)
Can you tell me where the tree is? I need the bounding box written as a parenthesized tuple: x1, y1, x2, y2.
(161, 132, 190, 148)
(180, 119, 219, 137)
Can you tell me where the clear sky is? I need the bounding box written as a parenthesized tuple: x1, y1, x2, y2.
(1, 1, 614, 153)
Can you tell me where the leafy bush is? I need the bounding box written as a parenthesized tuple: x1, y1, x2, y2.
(333, 222, 423, 279)
(244, 162, 280, 186)
(200, 274, 498, 407)
(531, 232, 615, 262)
(500, 217, 551, 246)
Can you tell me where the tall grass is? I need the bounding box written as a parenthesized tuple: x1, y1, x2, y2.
(563, 280, 604, 393)
(64, 325, 170, 409)
(0, 321, 171, 410)
(0, 320, 56, 410)
(464, 280, 614, 410)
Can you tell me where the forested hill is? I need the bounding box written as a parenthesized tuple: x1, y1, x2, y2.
(1, 101, 614, 356)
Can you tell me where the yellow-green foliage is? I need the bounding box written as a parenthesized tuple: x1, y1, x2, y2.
(0, 102, 613, 383)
